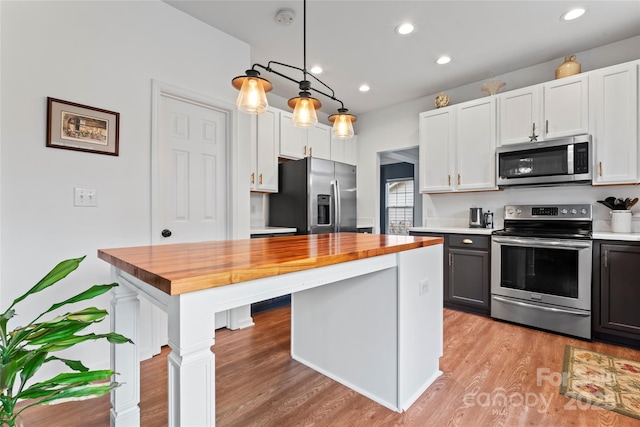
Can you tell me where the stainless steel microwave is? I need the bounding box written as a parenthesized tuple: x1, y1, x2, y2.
(496, 135, 592, 188)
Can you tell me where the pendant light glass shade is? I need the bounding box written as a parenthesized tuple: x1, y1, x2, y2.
(235, 77, 269, 114)
(232, 70, 272, 114)
(328, 109, 356, 139)
(288, 94, 321, 128)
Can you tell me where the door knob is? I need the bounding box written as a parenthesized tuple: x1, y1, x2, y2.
(161, 229, 172, 238)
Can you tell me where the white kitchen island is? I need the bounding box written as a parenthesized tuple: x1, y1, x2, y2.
(98, 233, 444, 426)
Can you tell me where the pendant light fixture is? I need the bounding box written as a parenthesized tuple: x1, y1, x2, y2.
(231, 0, 356, 138)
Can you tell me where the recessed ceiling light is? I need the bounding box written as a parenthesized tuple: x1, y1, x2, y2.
(310, 65, 323, 74)
(436, 56, 451, 65)
(359, 84, 370, 92)
(395, 23, 414, 35)
(561, 8, 586, 21)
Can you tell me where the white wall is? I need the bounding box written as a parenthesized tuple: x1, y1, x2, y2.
(356, 36, 640, 232)
(0, 1, 251, 379)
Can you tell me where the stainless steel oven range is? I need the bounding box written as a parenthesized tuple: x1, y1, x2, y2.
(491, 204, 593, 339)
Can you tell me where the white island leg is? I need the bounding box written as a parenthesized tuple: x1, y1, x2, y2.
(110, 269, 141, 426)
(167, 294, 216, 426)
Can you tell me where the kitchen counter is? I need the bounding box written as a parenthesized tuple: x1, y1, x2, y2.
(409, 226, 495, 235)
(593, 231, 640, 242)
(99, 233, 445, 425)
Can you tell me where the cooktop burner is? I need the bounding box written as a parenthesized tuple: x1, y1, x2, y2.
(493, 204, 593, 239)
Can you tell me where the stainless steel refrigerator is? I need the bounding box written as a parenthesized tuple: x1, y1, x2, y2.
(268, 157, 357, 234)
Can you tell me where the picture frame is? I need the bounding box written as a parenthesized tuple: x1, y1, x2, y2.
(47, 97, 120, 156)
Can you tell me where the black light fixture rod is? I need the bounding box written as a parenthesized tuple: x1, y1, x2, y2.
(249, 62, 345, 110)
(303, 0, 308, 79)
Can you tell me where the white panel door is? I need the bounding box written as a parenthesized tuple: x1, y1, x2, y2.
(156, 94, 228, 244)
(146, 89, 231, 358)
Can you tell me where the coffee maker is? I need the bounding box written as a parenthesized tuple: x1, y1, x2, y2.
(469, 207, 484, 228)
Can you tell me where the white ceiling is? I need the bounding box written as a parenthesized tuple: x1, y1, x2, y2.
(165, 1, 640, 116)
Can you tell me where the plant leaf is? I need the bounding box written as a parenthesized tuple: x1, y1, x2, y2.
(44, 356, 89, 373)
(19, 370, 114, 399)
(0, 359, 19, 394)
(25, 322, 90, 345)
(19, 351, 47, 386)
(8, 257, 85, 310)
(39, 382, 116, 406)
(42, 332, 132, 353)
(43, 284, 117, 316)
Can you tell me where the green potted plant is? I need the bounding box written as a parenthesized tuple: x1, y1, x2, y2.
(0, 256, 132, 426)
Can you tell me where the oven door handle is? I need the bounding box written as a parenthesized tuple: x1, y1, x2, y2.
(492, 236, 591, 249)
(492, 296, 590, 316)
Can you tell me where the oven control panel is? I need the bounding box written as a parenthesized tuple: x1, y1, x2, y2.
(504, 204, 592, 220)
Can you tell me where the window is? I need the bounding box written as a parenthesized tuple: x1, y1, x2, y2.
(386, 179, 414, 235)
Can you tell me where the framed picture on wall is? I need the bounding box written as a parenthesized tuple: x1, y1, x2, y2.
(46, 97, 120, 156)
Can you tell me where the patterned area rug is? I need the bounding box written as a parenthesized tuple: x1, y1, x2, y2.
(560, 345, 640, 420)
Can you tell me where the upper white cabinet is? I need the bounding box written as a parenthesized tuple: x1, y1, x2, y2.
(331, 135, 358, 166)
(250, 107, 279, 192)
(498, 74, 588, 145)
(498, 86, 542, 145)
(419, 107, 454, 192)
(419, 97, 496, 193)
(456, 98, 497, 191)
(590, 61, 639, 185)
(543, 74, 589, 139)
(279, 111, 332, 160)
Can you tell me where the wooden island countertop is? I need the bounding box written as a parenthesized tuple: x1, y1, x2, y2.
(98, 232, 443, 296)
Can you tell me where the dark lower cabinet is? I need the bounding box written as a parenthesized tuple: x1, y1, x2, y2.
(447, 235, 490, 315)
(410, 231, 491, 316)
(593, 240, 640, 348)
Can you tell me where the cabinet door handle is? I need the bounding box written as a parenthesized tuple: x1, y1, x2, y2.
(599, 162, 603, 177)
(457, 174, 461, 186)
(310, 146, 313, 157)
(545, 119, 549, 134)
(604, 250, 608, 268)
(259, 173, 263, 185)
(251, 172, 255, 184)
(304, 145, 307, 156)
(448, 175, 451, 186)
(462, 238, 473, 244)
(448, 252, 452, 266)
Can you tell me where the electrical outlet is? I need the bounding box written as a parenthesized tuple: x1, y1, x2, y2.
(419, 279, 429, 295)
(74, 187, 97, 207)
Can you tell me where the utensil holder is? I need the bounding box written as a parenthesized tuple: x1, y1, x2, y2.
(610, 210, 631, 233)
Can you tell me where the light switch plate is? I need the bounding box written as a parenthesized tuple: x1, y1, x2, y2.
(74, 187, 97, 207)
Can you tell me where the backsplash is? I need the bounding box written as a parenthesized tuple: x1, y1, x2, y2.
(250, 193, 267, 228)
(422, 184, 640, 232)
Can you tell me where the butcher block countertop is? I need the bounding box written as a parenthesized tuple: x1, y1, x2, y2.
(98, 232, 443, 296)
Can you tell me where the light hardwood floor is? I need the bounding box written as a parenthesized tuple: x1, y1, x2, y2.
(19, 307, 640, 426)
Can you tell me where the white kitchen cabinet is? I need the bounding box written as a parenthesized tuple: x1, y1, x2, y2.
(331, 135, 358, 166)
(279, 111, 332, 160)
(419, 98, 496, 193)
(498, 86, 542, 145)
(543, 74, 589, 139)
(590, 61, 639, 185)
(250, 107, 279, 192)
(456, 98, 497, 191)
(497, 74, 588, 145)
(419, 107, 454, 192)
(307, 122, 331, 160)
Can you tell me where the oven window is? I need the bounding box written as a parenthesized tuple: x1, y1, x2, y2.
(500, 245, 578, 298)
